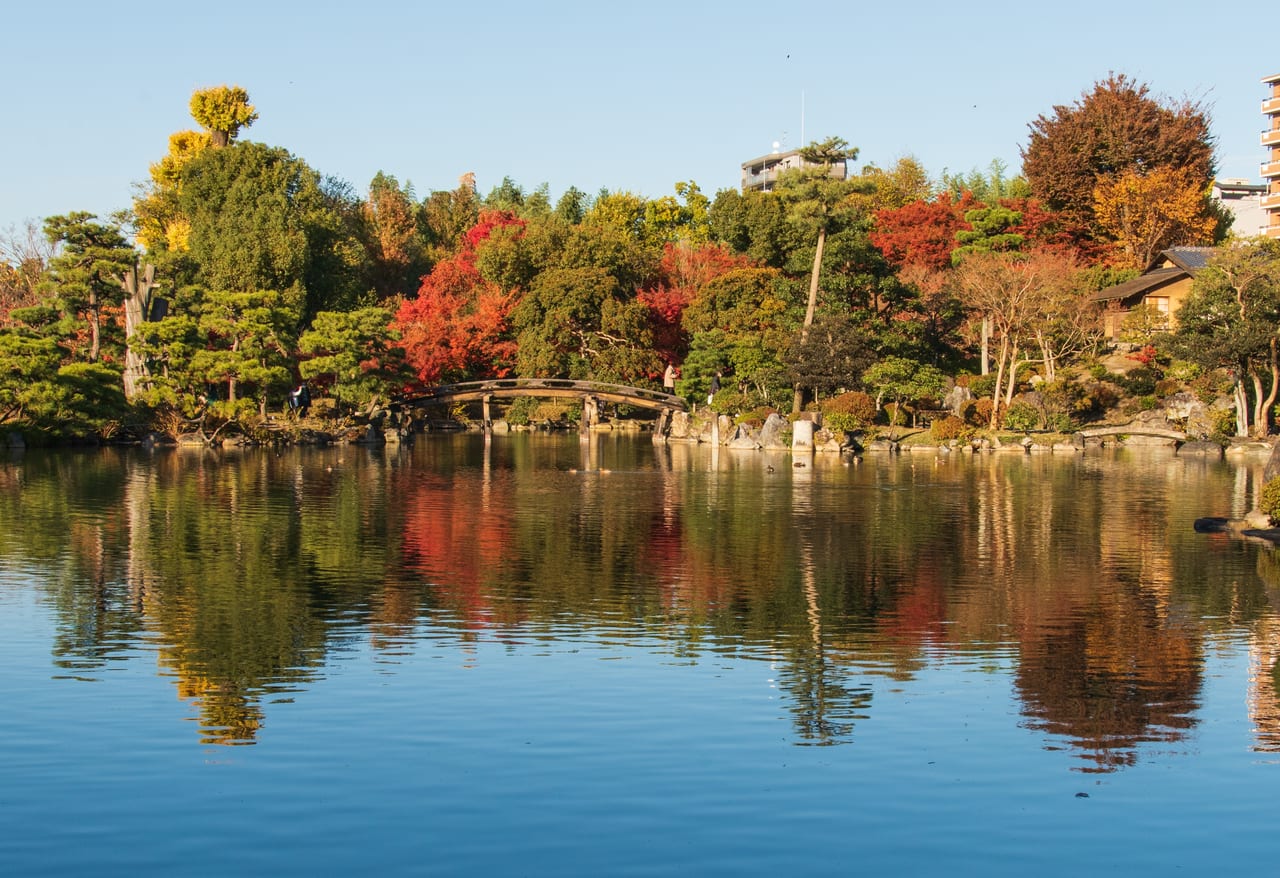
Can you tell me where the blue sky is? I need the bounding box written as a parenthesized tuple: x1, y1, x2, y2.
(2, 0, 1274, 233)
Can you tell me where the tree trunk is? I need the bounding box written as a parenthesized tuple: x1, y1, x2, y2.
(793, 226, 828, 414)
(1003, 344, 1021, 412)
(1251, 370, 1265, 434)
(88, 290, 100, 363)
(1235, 378, 1249, 437)
(120, 264, 159, 401)
(1264, 338, 1280, 436)
(980, 316, 991, 376)
(989, 336, 1010, 429)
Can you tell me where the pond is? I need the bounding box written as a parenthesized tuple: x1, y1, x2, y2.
(2, 434, 1279, 875)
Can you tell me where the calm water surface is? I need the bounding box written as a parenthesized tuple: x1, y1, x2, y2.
(2, 434, 1280, 875)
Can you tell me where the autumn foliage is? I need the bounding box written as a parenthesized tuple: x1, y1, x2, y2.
(394, 210, 524, 384)
(870, 192, 977, 270)
(1092, 167, 1217, 269)
(637, 241, 751, 363)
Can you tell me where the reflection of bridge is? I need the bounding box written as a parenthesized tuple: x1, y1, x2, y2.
(1077, 426, 1188, 443)
(396, 378, 688, 436)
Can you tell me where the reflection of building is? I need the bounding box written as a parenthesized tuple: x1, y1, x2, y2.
(1213, 178, 1268, 238)
(1262, 73, 1280, 238)
(741, 148, 847, 192)
(1094, 247, 1215, 339)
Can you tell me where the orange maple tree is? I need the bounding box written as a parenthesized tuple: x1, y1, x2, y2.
(1092, 167, 1217, 269)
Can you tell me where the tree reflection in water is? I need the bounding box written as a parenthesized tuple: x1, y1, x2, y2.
(1, 439, 1277, 765)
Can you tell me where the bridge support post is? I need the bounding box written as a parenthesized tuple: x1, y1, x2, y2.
(482, 394, 493, 434)
(581, 396, 598, 438)
(653, 408, 670, 444)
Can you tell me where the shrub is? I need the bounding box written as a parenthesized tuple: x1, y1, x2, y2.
(1118, 306, 1166, 345)
(1210, 408, 1238, 440)
(1040, 379, 1088, 418)
(1189, 371, 1236, 404)
(1118, 367, 1160, 396)
(1122, 395, 1160, 414)
(709, 390, 751, 416)
(1002, 400, 1040, 432)
(820, 391, 876, 433)
(821, 390, 876, 421)
(505, 396, 539, 426)
(930, 415, 970, 442)
(736, 406, 777, 428)
(883, 401, 914, 427)
(968, 373, 997, 398)
(1087, 363, 1109, 380)
(1164, 359, 1201, 382)
(1044, 412, 1075, 433)
(968, 397, 995, 426)
(1260, 477, 1280, 522)
(1154, 378, 1183, 398)
(1084, 381, 1120, 414)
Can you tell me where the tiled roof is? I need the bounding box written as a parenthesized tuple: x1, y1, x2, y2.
(1160, 246, 1215, 272)
(1094, 267, 1186, 302)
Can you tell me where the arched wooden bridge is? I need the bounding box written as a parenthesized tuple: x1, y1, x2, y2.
(395, 378, 687, 435)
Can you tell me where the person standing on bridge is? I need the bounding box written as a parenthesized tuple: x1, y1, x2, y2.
(663, 363, 677, 394)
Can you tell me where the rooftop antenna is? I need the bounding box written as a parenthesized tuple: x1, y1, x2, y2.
(800, 90, 806, 147)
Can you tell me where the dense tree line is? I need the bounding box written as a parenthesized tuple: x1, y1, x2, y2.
(2, 75, 1275, 443)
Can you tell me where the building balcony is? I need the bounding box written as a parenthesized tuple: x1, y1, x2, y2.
(1262, 192, 1280, 210)
(1264, 129, 1280, 147)
(1266, 97, 1280, 115)
(1264, 161, 1280, 179)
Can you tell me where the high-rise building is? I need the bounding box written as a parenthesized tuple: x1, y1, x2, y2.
(1263, 73, 1280, 238)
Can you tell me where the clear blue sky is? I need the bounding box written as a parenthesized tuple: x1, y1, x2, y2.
(2, 0, 1274, 233)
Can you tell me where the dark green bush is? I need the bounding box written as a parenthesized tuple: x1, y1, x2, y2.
(1260, 477, 1280, 522)
(968, 373, 997, 398)
(505, 396, 539, 426)
(1045, 412, 1075, 433)
(1002, 400, 1040, 432)
(1118, 367, 1160, 396)
(709, 390, 751, 416)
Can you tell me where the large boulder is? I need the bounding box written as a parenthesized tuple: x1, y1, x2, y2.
(943, 384, 972, 416)
(668, 410, 693, 439)
(759, 413, 791, 449)
(1162, 391, 1202, 422)
(1265, 441, 1280, 482)
(726, 423, 760, 449)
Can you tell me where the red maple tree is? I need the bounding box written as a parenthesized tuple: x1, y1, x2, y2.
(636, 241, 752, 365)
(870, 191, 979, 271)
(394, 210, 524, 384)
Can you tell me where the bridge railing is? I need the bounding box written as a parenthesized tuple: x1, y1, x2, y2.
(395, 378, 687, 410)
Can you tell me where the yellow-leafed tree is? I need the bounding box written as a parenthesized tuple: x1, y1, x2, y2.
(1092, 167, 1217, 269)
(134, 86, 258, 254)
(188, 85, 258, 148)
(135, 130, 211, 252)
